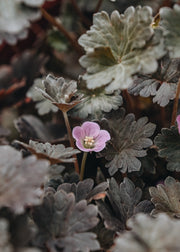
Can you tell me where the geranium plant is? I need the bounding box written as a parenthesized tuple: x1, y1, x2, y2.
(0, 0, 180, 251)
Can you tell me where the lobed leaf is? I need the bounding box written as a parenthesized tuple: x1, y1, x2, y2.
(0, 145, 49, 213)
(58, 178, 108, 202)
(37, 74, 83, 112)
(71, 77, 123, 118)
(128, 56, 180, 107)
(149, 176, 180, 217)
(111, 213, 180, 252)
(160, 4, 180, 58)
(78, 6, 165, 92)
(154, 125, 180, 171)
(16, 140, 80, 164)
(97, 177, 152, 232)
(98, 109, 156, 175)
(33, 189, 100, 252)
(27, 78, 58, 115)
(0, 1, 41, 45)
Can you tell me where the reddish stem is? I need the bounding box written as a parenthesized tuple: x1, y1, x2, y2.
(171, 78, 180, 126)
(41, 8, 83, 54)
(95, 0, 103, 12)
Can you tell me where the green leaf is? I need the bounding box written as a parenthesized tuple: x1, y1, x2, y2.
(98, 109, 156, 175)
(78, 6, 165, 92)
(154, 125, 180, 171)
(47, 30, 69, 52)
(150, 176, 180, 217)
(160, 4, 180, 58)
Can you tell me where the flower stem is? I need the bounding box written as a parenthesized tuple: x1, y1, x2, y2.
(95, 0, 104, 12)
(171, 77, 180, 126)
(63, 111, 79, 174)
(123, 90, 135, 113)
(80, 152, 88, 181)
(41, 8, 83, 55)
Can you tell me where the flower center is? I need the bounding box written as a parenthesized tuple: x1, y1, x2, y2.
(83, 136, 95, 149)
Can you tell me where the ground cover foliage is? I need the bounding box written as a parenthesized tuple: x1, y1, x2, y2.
(0, 0, 180, 251)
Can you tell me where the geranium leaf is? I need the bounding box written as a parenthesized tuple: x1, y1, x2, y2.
(14, 115, 55, 142)
(160, 4, 180, 58)
(0, 146, 49, 213)
(78, 6, 165, 92)
(111, 213, 180, 252)
(37, 74, 83, 112)
(16, 140, 80, 164)
(154, 125, 180, 171)
(149, 176, 180, 217)
(58, 179, 108, 202)
(97, 177, 151, 232)
(27, 78, 58, 115)
(71, 77, 123, 118)
(98, 109, 156, 175)
(0, 1, 42, 45)
(128, 56, 180, 107)
(33, 189, 100, 252)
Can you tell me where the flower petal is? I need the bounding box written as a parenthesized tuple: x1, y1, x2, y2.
(92, 130, 110, 152)
(72, 126, 85, 141)
(76, 140, 92, 152)
(81, 122, 100, 138)
(176, 115, 180, 134)
(93, 142, 106, 152)
(95, 130, 111, 145)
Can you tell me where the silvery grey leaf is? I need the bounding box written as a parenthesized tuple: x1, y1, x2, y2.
(78, 6, 165, 92)
(0, 0, 41, 45)
(16, 140, 80, 164)
(128, 56, 180, 107)
(111, 213, 180, 252)
(27, 78, 58, 115)
(160, 4, 180, 58)
(0, 146, 49, 213)
(0, 219, 12, 252)
(71, 77, 123, 118)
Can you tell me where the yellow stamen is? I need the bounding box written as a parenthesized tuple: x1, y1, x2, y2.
(83, 136, 95, 148)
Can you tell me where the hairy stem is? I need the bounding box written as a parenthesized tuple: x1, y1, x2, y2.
(171, 78, 180, 125)
(63, 111, 80, 174)
(80, 152, 88, 180)
(41, 8, 83, 54)
(95, 0, 104, 12)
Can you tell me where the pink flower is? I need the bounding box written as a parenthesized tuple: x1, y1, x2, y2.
(72, 121, 110, 152)
(176, 115, 180, 134)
